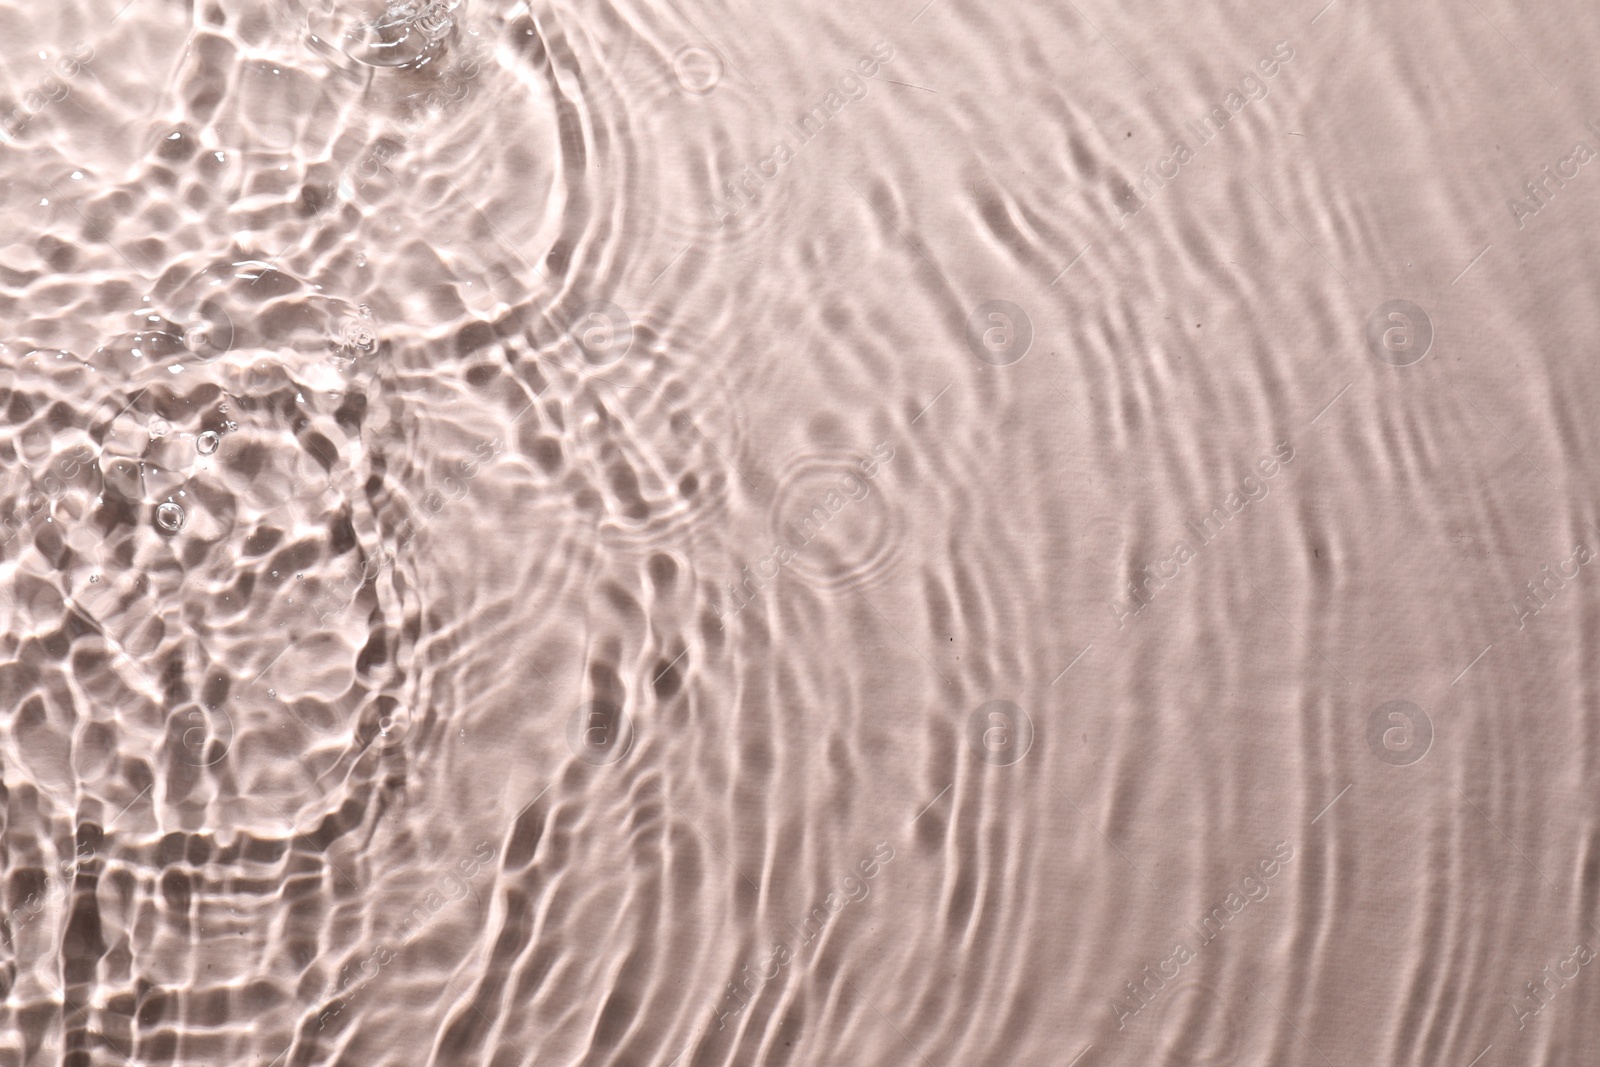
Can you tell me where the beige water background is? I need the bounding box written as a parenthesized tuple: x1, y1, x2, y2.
(2, 0, 1600, 1064)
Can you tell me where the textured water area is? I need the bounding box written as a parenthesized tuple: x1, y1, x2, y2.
(3, 0, 1600, 1064)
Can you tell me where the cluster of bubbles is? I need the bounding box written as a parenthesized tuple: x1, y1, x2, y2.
(306, 0, 465, 76)
(338, 313, 377, 356)
(146, 281, 375, 536)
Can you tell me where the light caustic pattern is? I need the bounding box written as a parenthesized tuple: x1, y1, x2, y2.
(1, 0, 1600, 1065)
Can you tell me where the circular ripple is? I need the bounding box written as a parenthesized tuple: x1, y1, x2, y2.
(672, 44, 724, 95)
(645, 76, 795, 260)
(765, 449, 902, 594)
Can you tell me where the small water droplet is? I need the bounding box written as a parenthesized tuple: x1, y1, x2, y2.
(267, 689, 276, 698)
(197, 431, 221, 455)
(155, 501, 185, 533)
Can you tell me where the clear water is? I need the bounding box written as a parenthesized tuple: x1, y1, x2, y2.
(3, 1, 1599, 1065)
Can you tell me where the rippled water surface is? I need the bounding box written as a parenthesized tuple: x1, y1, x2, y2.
(4, 0, 1600, 1064)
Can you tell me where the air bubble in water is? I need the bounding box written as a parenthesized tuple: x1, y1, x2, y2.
(340, 318, 377, 354)
(197, 431, 221, 455)
(155, 501, 185, 533)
